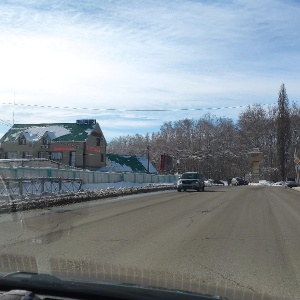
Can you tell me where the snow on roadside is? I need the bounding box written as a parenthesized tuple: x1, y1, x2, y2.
(0, 181, 177, 213)
(248, 180, 279, 186)
(0, 181, 176, 206)
(82, 181, 175, 192)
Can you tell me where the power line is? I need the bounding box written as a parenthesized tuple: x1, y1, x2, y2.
(0, 101, 277, 113)
(0, 119, 12, 126)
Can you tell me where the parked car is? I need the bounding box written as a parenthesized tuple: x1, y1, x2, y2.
(212, 179, 225, 186)
(204, 178, 213, 187)
(231, 177, 248, 186)
(231, 178, 238, 186)
(177, 172, 205, 192)
(272, 181, 285, 186)
(237, 178, 248, 185)
(285, 178, 298, 188)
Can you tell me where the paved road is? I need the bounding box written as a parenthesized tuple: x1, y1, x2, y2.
(0, 186, 300, 299)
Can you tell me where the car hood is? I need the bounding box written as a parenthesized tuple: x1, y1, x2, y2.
(0, 263, 289, 300)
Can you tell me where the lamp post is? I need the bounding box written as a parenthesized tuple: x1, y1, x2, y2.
(293, 130, 299, 184)
(147, 145, 150, 174)
(176, 150, 179, 174)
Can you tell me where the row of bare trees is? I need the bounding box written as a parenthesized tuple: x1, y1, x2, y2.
(108, 84, 299, 182)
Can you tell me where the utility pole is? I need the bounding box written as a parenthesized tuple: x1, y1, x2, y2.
(83, 141, 86, 169)
(147, 145, 150, 173)
(176, 150, 179, 174)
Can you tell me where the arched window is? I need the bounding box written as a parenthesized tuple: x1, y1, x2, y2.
(43, 135, 51, 145)
(19, 136, 26, 145)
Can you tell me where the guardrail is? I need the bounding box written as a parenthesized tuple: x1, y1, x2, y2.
(0, 177, 82, 202)
(0, 167, 177, 184)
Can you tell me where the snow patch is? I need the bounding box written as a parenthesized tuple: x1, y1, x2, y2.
(7, 125, 71, 142)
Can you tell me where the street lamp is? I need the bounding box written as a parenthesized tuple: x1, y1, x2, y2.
(147, 145, 150, 174)
(176, 150, 179, 174)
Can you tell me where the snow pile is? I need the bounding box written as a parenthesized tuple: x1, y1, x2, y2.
(82, 181, 171, 191)
(0, 181, 176, 213)
(108, 161, 133, 172)
(248, 180, 274, 186)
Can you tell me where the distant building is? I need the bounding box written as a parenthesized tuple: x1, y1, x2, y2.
(0, 119, 107, 171)
(100, 154, 157, 174)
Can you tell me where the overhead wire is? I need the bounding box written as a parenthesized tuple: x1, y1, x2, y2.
(0, 101, 277, 113)
(0, 119, 12, 126)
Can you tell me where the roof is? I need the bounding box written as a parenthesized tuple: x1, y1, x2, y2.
(0, 123, 97, 143)
(104, 154, 157, 173)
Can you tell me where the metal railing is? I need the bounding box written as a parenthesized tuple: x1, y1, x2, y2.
(0, 177, 82, 203)
(0, 167, 177, 184)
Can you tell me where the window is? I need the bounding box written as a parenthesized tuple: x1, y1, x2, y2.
(38, 152, 50, 159)
(19, 137, 26, 145)
(51, 152, 63, 160)
(101, 153, 104, 162)
(181, 173, 199, 179)
(22, 151, 29, 158)
(5, 151, 18, 159)
(43, 136, 51, 145)
(96, 138, 101, 146)
(69, 151, 75, 166)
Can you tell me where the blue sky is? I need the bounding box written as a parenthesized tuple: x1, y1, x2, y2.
(0, 0, 300, 141)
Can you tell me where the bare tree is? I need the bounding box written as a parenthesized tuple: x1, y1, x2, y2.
(107, 91, 300, 180)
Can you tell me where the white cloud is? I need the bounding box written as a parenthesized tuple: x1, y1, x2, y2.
(0, 0, 300, 140)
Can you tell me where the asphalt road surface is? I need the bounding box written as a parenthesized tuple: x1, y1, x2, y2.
(0, 185, 300, 299)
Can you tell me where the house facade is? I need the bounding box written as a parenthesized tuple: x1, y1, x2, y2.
(0, 119, 107, 171)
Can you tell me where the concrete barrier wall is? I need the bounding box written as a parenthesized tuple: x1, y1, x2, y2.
(0, 167, 177, 185)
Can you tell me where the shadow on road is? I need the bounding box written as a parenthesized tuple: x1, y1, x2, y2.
(181, 190, 226, 193)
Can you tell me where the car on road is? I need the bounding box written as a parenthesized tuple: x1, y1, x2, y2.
(231, 177, 248, 186)
(177, 172, 205, 192)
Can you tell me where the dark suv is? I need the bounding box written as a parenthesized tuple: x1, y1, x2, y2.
(177, 172, 205, 192)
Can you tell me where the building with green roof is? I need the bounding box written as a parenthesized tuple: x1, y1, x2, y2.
(0, 119, 107, 170)
(102, 154, 157, 174)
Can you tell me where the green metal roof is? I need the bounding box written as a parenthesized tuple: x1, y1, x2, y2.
(0, 123, 95, 143)
(105, 154, 157, 173)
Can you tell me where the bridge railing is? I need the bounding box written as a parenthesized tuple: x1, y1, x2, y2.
(0, 167, 178, 185)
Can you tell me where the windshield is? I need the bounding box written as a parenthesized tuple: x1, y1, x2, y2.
(181, 173, 199, 179)
(1, 1, 300, 300)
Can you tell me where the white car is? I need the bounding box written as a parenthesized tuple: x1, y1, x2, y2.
(204, 179, 213, 187)
(272, 181, 284, 186)
(231, 178, 238, 186)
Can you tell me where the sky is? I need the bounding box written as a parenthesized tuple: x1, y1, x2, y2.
(0, 0, 300, 142)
